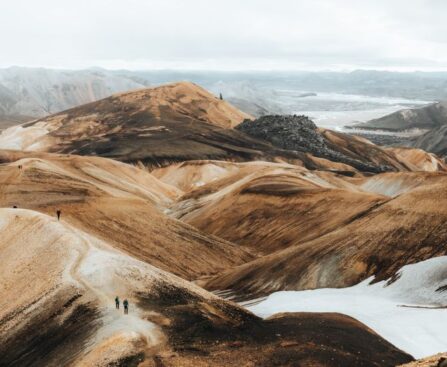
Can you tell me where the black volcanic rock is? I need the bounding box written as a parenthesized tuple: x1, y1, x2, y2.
(236, 115, 392, 173)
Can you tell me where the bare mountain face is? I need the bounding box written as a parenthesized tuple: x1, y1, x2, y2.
(0, 150, 413, 367)
(412, 124, 447, 158)
(155, 160, 447, 302)
(0, 82, 309, 167)
(150, 151, 447, 302)
(3, 82, 447, 365)
(236, 115, 442, 173)
(0, 83, 442, 174)
(0, 67, 149, 117)
(351, 101, 447, 158)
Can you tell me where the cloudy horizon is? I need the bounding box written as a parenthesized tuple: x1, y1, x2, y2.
(2, 0, 447, 72)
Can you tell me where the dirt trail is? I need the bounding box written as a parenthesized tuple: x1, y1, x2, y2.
(62, 219, 161, 359)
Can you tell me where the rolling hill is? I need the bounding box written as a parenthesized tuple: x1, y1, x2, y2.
(0, 82, 311, 167)
(202, 170, 447, 299)
(3, 81, 447, 364)
(0, 150, 413, 366)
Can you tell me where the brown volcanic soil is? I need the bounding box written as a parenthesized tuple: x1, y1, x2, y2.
(321, 128, 446, 172)
(1, 83, 444, 364)
(0, 82, 443, 175)
(136, 285, 413, 367)
(0, 150, 253, 280)
(0, 82, 315, 167)
(204, 170, 447, 298)
(0, 184, 413, 367)
(167, 163, 386, 256)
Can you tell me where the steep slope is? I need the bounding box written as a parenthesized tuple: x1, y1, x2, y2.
(412, 124, 447, 158)
(0, 150, 253, 279)
(249, 256, 447, 358)
(0, 83, 316, 167)
(159, 160, 386, 256)
(203, 171, 447, 298)
(321, 128, 446, 171)
(386, 146, 447, 171)
(0, 209, 413, 367)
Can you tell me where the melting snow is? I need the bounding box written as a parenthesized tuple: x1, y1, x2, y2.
(248, 256, 447, 359)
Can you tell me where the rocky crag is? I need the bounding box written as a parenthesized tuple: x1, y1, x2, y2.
(236, 115, 392, 173)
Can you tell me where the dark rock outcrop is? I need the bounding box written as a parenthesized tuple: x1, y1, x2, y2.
(236, 115, 392, 173)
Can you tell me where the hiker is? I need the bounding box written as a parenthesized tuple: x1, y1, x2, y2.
(18, 165, 22, 170)
(56, 209, 61, 221)
(13, 205, 17, 208)
(123, 299, 129, 314)
(115, 296, 120, 309)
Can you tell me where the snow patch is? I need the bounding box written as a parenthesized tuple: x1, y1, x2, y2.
(248, 256, 447, 359)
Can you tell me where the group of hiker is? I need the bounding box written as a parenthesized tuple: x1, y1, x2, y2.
(115, 296, 129, 314)
(13, 166, 132, 315)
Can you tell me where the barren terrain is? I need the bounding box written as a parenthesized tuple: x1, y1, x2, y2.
(2, 82, 447, 365)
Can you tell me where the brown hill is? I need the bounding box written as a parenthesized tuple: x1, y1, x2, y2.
(157, 160, 386, 256)
(0, 170, 412, 366)
(0, 83, 444, 175)
(236, 114, 446, 173)
(321, 128, 446, 172)
(0, 82, 302, 167)
(202, 170, 447, 299)
(0, 150, 253, 280)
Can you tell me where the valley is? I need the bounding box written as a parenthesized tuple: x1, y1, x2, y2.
(1, 81, 446, 366)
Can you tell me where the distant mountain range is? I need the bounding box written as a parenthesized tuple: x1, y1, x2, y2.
(0, 67, 150, 117)
(355, 101, 447, 131)
(353, 101, 447, 157)
(4, 67, 447, 121)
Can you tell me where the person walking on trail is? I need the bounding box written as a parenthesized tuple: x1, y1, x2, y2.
(123, 299, 129, 315)
(115, 296, 120, 309)
(56, 209, 61, 221)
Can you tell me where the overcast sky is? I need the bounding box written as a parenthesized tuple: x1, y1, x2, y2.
(1, 0, 447, 71)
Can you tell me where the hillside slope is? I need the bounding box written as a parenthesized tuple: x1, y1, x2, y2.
(0, 83, 317, 167)
(412, 125, 447, 158)
(354, 101, 447, 131)
(203, 171, 447, 298)
(236, 115, 445, 173)
(0, 207, 413, 366)
(159, 160, 386, 256)
(0, 150, 254, 279)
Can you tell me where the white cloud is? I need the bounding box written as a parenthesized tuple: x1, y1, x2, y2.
(1, 0, 447, 70)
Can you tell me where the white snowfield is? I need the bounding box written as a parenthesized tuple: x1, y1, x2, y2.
(248, 256, 447, 359)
